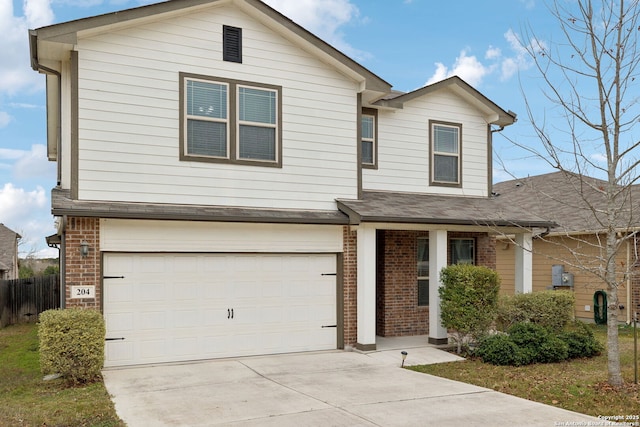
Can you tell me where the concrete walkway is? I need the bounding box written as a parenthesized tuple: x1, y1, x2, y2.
(103, 347, 600, 426)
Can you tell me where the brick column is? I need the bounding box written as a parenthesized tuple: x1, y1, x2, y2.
(342, 226, 357, 347)
(65, 217, 101, 310)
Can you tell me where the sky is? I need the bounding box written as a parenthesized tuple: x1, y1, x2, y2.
(0, 0, 581, 257)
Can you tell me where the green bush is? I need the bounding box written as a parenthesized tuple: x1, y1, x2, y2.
(507, 322, 568, 364)
(559, 321, 603, 359)
(475, 334, 525, 366)
(496, 290, 575, 332)
(38, 308, 105, 384)
(439, 264, 501, 354)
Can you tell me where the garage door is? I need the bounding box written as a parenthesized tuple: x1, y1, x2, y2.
(103, 253, 337, 367)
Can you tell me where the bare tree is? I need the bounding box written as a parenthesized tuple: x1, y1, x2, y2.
(503, 0, 640, 387)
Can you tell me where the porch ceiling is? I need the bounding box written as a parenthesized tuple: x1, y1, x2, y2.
(336, 191, 556, 229)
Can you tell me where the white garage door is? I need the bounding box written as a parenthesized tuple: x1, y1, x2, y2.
(103, 253, 337, 367)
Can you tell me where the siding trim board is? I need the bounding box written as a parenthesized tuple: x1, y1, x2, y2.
(51, 188, 349, 225)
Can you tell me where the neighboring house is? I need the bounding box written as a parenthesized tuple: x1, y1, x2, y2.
(494, 171, 640, 324)
(29, 0, 550, 367)
(0, 224, 20, 280)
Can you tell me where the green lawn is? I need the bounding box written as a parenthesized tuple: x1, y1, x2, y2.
(0, 323, 124, 427)
(410, 324, 640, 418)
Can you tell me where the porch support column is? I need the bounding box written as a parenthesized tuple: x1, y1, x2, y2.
(356, 224, 377, 351)
(429, 229, 448, 345)
(515, 232, 533, 294)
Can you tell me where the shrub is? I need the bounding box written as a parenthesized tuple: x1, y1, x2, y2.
(439, 264, 501, 353)
(475, 334, 525, 366)
(496, 290, 575, 332)
(507, 322, 568, 364)
(559, 321, 603, 359)
(38, 308, 105, 384)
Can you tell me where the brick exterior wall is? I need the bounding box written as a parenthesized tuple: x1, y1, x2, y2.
(342, 226, 358, 347)
(377, 230, 430, 337)
(375, 230, 497, 338)
(64, 217, 101, 310)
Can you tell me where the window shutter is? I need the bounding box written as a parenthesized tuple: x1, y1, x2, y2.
(223, 26, 242, 63)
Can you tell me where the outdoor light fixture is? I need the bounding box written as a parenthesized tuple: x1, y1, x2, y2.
(80, 240, 89, 258)
(401, 351, 408, 368)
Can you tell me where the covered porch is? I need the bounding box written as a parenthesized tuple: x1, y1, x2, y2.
(337, 191, 553, 351)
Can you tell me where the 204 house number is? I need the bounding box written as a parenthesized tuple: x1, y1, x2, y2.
(71, 285, 95, 299)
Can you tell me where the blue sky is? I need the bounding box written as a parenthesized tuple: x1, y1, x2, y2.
(0, 0, 568, 257)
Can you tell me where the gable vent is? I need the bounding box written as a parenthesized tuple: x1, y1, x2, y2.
(223, 25, 242, 63)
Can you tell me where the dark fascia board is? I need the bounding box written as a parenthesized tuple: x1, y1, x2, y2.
(373, 76, 517, 127)
(51, 189, 349, 225)
(29, 0, 391, 93)
(335, 200, 555, 229)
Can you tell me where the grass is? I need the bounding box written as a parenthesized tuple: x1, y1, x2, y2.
(0, 323, 124, 427)
(410, 324, 640, 418)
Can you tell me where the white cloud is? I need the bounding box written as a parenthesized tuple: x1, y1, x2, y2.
(425, 49, 491, 87)
(0, 183, 48, 228)
(0, 0, 55, 96)
(424, 29, 541, 87)
(263, 0, 368, 60)
(13, 144, 55, 179)
(485, 46, 501, 60)
(0, 111, 12, 127)
(590, 153, 607, 163)
(0, 145, 55, 179)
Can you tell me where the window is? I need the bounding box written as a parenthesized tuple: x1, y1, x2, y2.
(238, 86, 277, 161)
(430, 121, 461, 186)
(450, 238, 475, 265)
(185, 79, 228, 158)
(180, 73, 281, 167)
(417, 238, 429, 306)
(361, 108, 377, 168)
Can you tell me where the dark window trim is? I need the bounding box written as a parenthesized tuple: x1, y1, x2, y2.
(429, 120, 462, 188)
(449, 237, 476, 265)
(179, 72, 283, 168)
(223, 25, 242, 63)
(362, 107, 378, 169)
(417, 237, 429, 307)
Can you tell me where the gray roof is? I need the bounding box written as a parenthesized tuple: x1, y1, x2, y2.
(492, 171, 639, 234)
(337, 191, 554, 228)
(51, 188, 349, 225)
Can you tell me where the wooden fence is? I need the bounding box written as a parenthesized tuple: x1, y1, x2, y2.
(0, 275, 60, 328)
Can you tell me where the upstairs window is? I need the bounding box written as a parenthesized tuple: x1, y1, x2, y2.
(223, 25, 242, 63)
(185, 79, 229, 158)
(361, 108, 378, 168)
(180, 73, 281, 167)
(430, 121, 461, 186)
(238, 86, 277, 161)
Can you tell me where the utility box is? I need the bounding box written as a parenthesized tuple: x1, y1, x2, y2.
(551, 265, 573, 289)
(561, 272, 574, 287)
(552, 265, 564, 287)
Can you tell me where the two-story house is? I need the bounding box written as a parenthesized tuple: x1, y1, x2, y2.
(0, 224, 20, 280)
(29, 0, 550, 367)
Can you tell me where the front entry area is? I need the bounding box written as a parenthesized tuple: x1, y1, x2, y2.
(103, 253, 337, 367)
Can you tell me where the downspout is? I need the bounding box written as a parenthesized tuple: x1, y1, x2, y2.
(60, 215, 67, 309)
(29, 30, 62, 186)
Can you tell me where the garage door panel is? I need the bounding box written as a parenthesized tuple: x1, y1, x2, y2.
(104, 253, 337, 367)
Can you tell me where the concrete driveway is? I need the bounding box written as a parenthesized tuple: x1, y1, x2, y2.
(103, 348, 599, 426)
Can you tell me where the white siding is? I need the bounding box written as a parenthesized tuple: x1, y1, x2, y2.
(363, 89, 490, 197)
(75, 5, 358, 210)
(100, 219, 343, 253)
